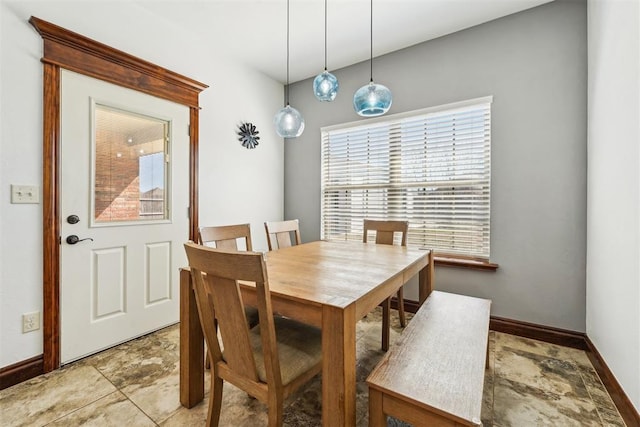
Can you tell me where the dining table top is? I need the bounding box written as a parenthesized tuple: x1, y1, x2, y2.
(242, 239, 430, 318)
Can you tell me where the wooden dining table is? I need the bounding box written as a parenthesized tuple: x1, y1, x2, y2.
(179, 240, 434, 426)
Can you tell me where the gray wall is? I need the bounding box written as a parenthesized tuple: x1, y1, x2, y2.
(285, 0, 587, 332)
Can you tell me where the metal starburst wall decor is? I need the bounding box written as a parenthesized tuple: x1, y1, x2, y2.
(237, 122, 260, 149)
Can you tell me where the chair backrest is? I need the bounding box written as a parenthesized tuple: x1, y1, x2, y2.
(363, 219, 409, 247)
(264, 219, 301, 251)
(183, 242, 283, 388)
(199, 223, 253, 251)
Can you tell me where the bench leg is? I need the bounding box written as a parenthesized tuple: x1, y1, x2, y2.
(382, 298, 391, 351)
(368, 388, 386, 427)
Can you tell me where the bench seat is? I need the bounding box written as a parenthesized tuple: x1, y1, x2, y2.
(367, 290, 491, 427)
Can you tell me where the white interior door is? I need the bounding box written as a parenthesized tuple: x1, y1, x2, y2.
(60, 70, 189, 363)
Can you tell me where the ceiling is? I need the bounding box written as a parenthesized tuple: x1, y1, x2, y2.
(137, 0, 554, 84)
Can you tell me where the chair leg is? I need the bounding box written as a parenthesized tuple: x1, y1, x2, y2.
(267, 395, 284, 427)
(382, 297, 391, 351)
(207, 374, 223, 427)
(397, 287, 406, 327)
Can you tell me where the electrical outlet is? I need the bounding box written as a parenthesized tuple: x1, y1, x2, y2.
(22, 311, 40, 333)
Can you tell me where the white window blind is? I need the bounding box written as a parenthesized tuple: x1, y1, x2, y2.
(321, 97, 492, 259)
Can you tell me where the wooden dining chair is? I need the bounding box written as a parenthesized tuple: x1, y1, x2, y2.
(264, 219, 301, 251)
(198, 223, 259, 370)
(363, 219, 409, 351)
(199, 223, 254, 251)
(198, 224, 259, 328)
(184, 242, 323, 427)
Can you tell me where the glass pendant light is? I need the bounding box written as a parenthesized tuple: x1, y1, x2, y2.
(313, 0, 339, 101)
(274, 0, 305, 138)
(353, 0, 392, 117)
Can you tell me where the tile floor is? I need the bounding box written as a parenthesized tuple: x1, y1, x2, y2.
(0, 308, 626, 426)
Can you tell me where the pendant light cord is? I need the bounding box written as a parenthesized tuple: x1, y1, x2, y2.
(285, 0, 290, 106)
(369, 0, 373, 83)
(324, 0, 328, 71)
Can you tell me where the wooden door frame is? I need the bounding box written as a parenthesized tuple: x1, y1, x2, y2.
(30, 17, 208, 372)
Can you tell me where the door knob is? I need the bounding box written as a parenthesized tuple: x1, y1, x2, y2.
(67, 215, 80, 224)
(66, 235, 94, 245)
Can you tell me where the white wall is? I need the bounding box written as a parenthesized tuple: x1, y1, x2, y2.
(587, 0, 640, 412)
(0, 0, 284, 368)
(0, 0, 5, 367)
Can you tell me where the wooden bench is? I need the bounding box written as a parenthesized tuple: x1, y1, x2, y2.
(367, 290, 491, 427)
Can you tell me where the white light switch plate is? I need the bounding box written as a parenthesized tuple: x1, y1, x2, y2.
(11, 185, 39, 204)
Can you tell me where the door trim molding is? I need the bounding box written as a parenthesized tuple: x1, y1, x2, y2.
(29, 16, 208, 372)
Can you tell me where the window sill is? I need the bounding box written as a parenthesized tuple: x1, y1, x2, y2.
(433, 255, 499, 271)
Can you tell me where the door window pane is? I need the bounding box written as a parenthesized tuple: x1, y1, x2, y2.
(94, 105, 169, 223)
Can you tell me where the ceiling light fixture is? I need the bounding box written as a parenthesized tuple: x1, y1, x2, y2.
(353, 0, 392, 117)
(274, 0, 305, 138)
(313, 0, 339, 102)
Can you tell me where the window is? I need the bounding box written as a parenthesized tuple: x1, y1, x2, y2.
(93, 104, 169, 224)
(321, 97, 492, 259)
(139, 152, 166, 219)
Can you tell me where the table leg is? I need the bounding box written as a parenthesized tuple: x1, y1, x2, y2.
(381, 298, 391, 351)
(418, 250, 435, 305)
(322, 303, 357, 427)
(368, 388, 386, 427)
(179, 268, 204, 408)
